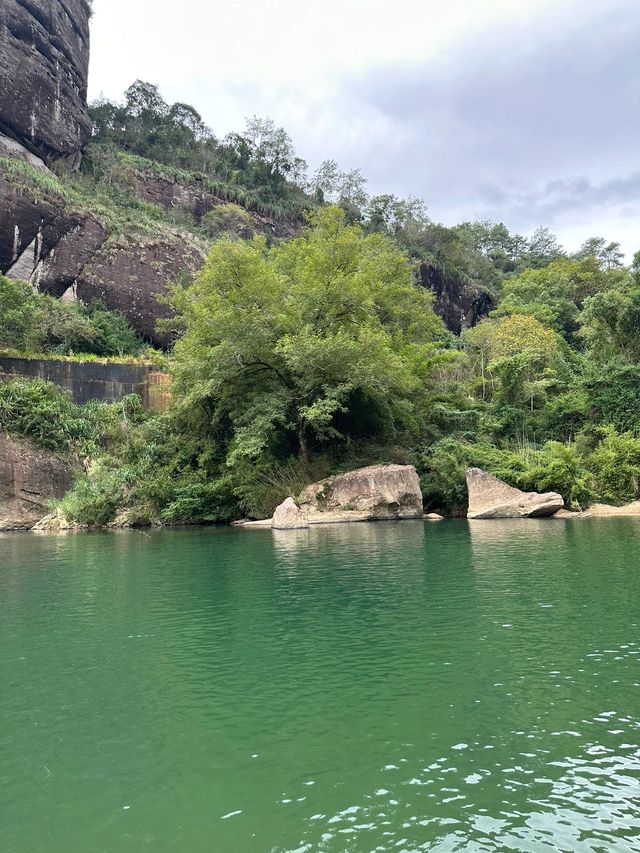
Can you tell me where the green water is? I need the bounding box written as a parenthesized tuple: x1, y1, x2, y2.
(1, 520, 639, 852)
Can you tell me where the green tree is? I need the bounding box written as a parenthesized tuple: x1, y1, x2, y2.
(169, 207, 446, 468)
(496, 258, 625, 342)
(576, 236, 625, 269)
(464, 314, 563, 413)
(526, 226, 565, 268)
(579, 285, 640, 363)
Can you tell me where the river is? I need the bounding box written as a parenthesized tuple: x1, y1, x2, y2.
(1, 520, 639, 852)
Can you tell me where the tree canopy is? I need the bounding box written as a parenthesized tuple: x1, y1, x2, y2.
(169, 207, 448, 468)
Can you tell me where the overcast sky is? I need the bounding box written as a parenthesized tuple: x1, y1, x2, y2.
(89, 0, 639, 257)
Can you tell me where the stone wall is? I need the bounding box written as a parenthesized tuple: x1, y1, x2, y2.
(0, 356, 171, 411)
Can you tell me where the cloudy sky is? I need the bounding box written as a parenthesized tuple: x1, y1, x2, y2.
(89, 0, 639, 256)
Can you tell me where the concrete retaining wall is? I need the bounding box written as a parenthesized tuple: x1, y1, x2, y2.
(0, 356, 170, 412)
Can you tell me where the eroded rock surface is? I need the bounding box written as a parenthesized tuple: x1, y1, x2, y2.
(0, 432, 73, 529)
(127, 167, 299, 241)
(299, 464, 424, 520)
(74, 234, 205, 345)
(420, 262, 493, 335)
(0, 0, 92, 168)
(272, 497, 309, 530)
(0, 160, 205, 345)
(466, 467, 564, 519)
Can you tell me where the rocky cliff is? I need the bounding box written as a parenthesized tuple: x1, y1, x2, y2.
(0, 2, 479, 346)
(0, 2, 211, 345)
(0, 431, 73, 529)
(420, 261, 493, 335)
(0, 0, 92, 168)
(0, 140, 206, 346)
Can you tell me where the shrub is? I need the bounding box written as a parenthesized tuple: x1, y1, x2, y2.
(0, 380, 91, 452)
(586, 427, 640, 504)
(0, 275, 142, 357)
(0, 277, 41, 351)
(60, 466, 126, 526)
(202, 203, 256, 240)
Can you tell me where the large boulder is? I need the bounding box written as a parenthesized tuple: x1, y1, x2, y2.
(0, 0, 92, 169)
(272, 497, 309, 530)
(299, 464, 424, 520)
(0, 432, 73, 530)
(466, 467, 564, 519)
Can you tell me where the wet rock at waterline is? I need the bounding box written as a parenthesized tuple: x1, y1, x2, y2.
(466, 467, 564, 519)
(272, 497, 309, 530)
(241, 465, 424, 528)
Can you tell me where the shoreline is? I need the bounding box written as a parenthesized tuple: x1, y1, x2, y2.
(3, 504, 640, 535)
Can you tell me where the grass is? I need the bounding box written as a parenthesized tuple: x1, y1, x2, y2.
(0, 154, 203, 243)
(0, 347, 168, 368)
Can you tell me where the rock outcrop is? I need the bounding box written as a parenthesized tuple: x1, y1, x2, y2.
(239, 465, 424, 528)
(126, 165, 299, 242)
(581, 502, 640, 518)
(0, 0, 92, 168)
(72, 233, 204, 344)
(299, 464, 424, 520)
(420, 262, 493, 335)
(466, 467, 564, 519)
(0, 431, 73, 529)
(272, 497, 309, 530)
(0, 161, 205, 346)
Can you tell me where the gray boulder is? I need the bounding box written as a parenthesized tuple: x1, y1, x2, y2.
(272, 497, 309, 530)
(299, 464, 423, 520)
(466, 467, 564, 519)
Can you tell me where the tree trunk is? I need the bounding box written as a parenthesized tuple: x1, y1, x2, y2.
(298, 421, 310, 467)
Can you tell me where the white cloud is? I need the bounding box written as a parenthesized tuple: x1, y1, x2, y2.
(88, 0, 640, 257)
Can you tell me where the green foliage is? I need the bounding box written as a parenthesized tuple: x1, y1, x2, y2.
(170, 207, 447, 479)
(88, 83, 311, 221)
(586, 428, 640, 504)
(582, 360, 640, 433)
(60, 465, 126, 526)
(0, 275, 142, 357)
(0, 157, 69, 200)
(420, 436, 592, 513)
(579, 285, 640, 363)
(0, 277, 40, 351)
(0, 380, 92, 452)
(202, 203, 256, 240)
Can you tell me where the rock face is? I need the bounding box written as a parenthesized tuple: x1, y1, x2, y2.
(582, 502, 640, 518)
(299, 464, 424, 520)
(0, 0, 92, 168)
(0, 161, 205, 346)
(272, 497, 309, 530)
(73, 234, 205, 345)
(420, 262, 493, 335)
(466, 467, 564, 519)
(0, 432, 73, 529)
(127, 166, 299, 242)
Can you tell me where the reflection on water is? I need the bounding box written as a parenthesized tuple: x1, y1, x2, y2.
(1, 521, 639, 853)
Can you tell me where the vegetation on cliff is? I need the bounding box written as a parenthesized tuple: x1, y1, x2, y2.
(0, 275, 143, 357)
(2, 80, 640, 525)
(14, 209, 633, 526)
